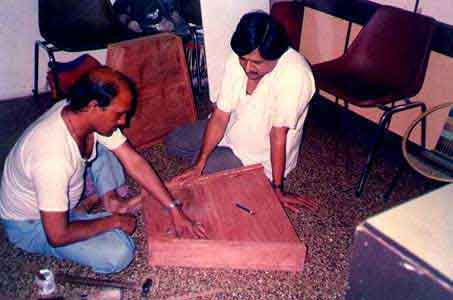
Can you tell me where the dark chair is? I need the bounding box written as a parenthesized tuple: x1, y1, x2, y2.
(34, 0, 140, 100)
(270, 1, 304, 50)
(312, 5, 436, 197)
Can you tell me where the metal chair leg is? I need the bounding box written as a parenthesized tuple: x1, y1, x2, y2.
(383, 161, 406, 201)
(356, 100, 427, 197)
(33, 40, 63, 100)
(383, 103, 427, 201)
(355, 111, 393, 197)
(33, 41, 40, 101)
(420, 103, 427, 148)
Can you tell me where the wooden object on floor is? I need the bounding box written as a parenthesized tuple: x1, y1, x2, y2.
(143, 164, 306, 272)
(106, 33, 197, 150)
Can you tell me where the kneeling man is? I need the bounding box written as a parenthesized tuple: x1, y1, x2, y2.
(0, 67, 205, 273)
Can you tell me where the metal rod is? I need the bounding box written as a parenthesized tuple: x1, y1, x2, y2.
(414, 0, 420, 13)
(55, 273, 139, 290)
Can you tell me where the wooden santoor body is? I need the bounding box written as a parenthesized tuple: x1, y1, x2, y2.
(106, 33, 197, 149)
(143, 165, 306, 272)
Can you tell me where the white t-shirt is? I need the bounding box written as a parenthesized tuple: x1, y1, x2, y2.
(0, 101, 127, 220)
(214, 48, 315, 178)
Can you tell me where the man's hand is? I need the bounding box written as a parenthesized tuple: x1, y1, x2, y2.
(274, 189, 319, 213)
(170, 209, 207, 239)
(103, 192, 143, 215)
(114, 214, 137, 235)
(168, 164, 204, 186)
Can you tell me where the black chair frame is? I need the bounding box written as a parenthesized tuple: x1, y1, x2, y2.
(353, 98, 427, 197)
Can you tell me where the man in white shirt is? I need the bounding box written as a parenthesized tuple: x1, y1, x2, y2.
(165, 11, 316, 212)
(0, 67, 205, 273)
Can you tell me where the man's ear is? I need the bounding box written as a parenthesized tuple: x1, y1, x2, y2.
(86, 99, 100, 111)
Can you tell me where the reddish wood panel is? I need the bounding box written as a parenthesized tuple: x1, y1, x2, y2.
(106, 33, 197, 149)
(143, 165, 306, 272)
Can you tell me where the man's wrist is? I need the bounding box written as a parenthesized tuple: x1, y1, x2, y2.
(271, 181, 284, 191)
(167, 199, 182, 210)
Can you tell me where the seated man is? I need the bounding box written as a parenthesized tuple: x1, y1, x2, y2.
(0, 66, 205, 273)
(165, 11, 316, 212)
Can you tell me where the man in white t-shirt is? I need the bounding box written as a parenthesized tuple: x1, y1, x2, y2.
(0, 67, 205, 273)
(165, 11, 316, 212)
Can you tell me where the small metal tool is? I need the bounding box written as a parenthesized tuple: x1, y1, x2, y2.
(235, 202, 255, 215)
(55, 273, 137, 290)
(141, 278, 153, 300)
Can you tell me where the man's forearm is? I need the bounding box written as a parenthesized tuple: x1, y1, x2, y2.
(41, 212, 125, 247)
(61, 217, 124, 245)
(115, 143, 175, 208)
(270, 127, 289, 187)
(194, 108, 230, 167)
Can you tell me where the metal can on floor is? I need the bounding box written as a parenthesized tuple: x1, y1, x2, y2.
(34, 268, 56, 296)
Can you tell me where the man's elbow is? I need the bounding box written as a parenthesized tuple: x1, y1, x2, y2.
(46, 233, 69, 247)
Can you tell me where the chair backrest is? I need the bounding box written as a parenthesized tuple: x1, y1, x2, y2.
(38, 0, 123, 49)
(344, 5, 436, 96)
(270, 1, 304, 50)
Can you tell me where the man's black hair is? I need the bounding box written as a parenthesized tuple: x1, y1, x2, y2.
(230, 11, 289, 60)
(66, 67, 138, 113)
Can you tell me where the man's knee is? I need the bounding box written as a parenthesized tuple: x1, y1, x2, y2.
(203, 147, 243, 175)
(164, 121, 207, 159)
(93, 235, 135, 273)
(164, 127, 182, 153)
(88, 144, 125, 196)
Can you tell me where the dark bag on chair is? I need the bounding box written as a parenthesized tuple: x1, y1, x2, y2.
(46, 54, 101, 100)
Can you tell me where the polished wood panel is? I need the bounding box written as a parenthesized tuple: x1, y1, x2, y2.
(106, 33, 197, 149)
(143, 164, 306, 272)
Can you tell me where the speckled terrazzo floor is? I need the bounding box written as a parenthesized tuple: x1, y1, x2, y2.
(0, 94, 443, 300)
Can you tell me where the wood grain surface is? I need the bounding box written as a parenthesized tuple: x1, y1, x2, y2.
(143, 165, 306, 272)
(106, 33, 197, 149)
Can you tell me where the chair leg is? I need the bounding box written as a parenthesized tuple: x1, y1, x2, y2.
(355, 100, 427, 197)
(383, 103, 426, 201)
(420, 103, 427, 148)
(33, 41, 62, 101)
(355, 111, 393, 197)
(383, 161, 406, 202)
(33, 41, 40, 102)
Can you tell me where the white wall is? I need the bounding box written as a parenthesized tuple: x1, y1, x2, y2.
(0, 0, 41, 100)
(0, 0, 450, 101)
(200, 0, 269, 101)
(419, 0, 453, 24)
(372, 0, 453, 22)
(371, 0, 416, 11)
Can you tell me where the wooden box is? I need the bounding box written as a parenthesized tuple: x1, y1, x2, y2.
(106, 33, 197, 149)
(143, 165, 306, 272)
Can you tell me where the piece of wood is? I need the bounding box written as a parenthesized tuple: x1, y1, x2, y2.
(106, 33, 197, 149)
(143, 165, 306, 272)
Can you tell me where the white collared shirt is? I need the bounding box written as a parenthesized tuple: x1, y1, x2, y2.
(213, 48, 315, 178)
